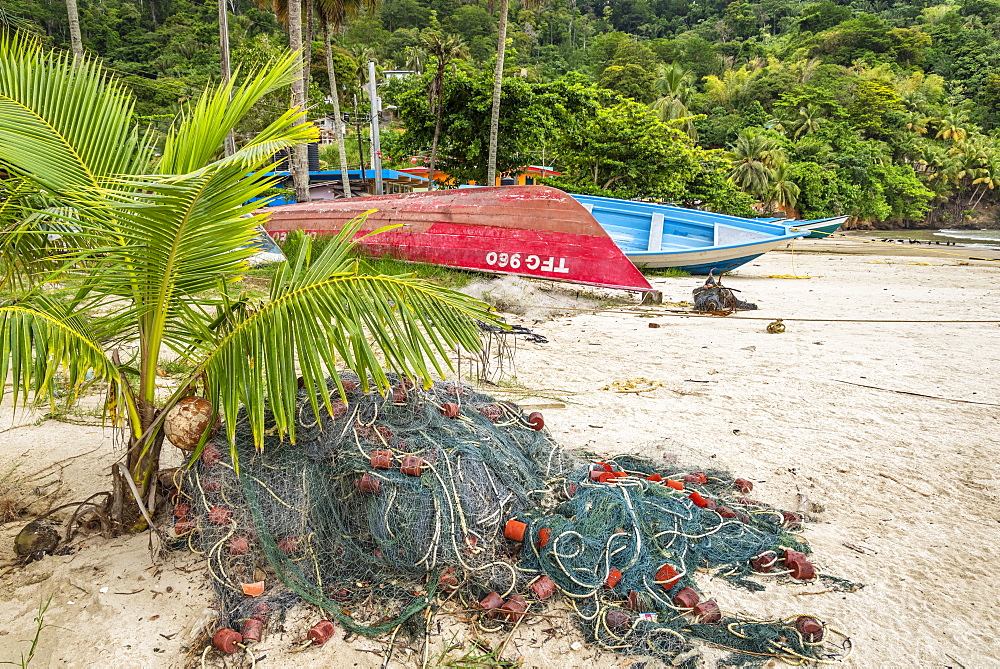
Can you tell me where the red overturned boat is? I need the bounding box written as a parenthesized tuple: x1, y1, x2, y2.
(261, 185, 653, 292)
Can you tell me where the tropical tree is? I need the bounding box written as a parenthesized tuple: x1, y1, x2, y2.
(557, 100, 700, 197)
(255, 0, 313, 202)
(403, 44, 426, 74)
(766, 163, 801, 212)
(725, 127, 787, 201)
(971, 152, 1000, 209)
(219, 0, 235, 156)
(791, 104, 824, 139)
(421, 31, 467, 188)
(703, 66, 758, 110)
(322, 22, 352, 196)
(650, 62, 697, 140)
(0, 35, 491, 530)
(317, 0, 379, 198)
(934, 106, 971, 142)
(903, 111, 930, 135)
(485, 0, 542, 187)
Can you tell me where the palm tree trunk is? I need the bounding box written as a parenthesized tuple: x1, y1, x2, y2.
(428, 67, 445, 190)
(485, 0, 509, 187)
(288, 0, 311, 203)
(325, 24, 352, 198)
(970, 184, 988, 210)
(66, 0, 84, 60)
(304, 0, 313, 94)
(219, 0, 235, 157)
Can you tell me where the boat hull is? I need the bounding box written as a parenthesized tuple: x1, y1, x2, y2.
(788, 216, 848, 239)
(625, 237, 796, 273)
(260, 186, 653, 292)
(569, 194, 804, 275)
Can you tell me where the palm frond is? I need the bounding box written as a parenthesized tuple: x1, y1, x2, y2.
(0, 294, 137, 428)
(80, 163, 288, 398)
(159, 52, 313, 175)
(0, 31, 149, 193)
(198, 225, 493, 452)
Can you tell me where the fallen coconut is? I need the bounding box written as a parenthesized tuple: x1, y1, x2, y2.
(164, 396, 217, 451)
(14, 520, 60, 559)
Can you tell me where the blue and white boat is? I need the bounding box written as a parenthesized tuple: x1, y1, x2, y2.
(570, 194, 806, 274)
(785, 215, 848, 239)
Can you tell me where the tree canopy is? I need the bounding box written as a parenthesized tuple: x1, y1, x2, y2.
(10, 0, 1000, 225)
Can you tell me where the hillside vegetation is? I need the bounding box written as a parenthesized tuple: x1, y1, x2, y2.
(10, 0, 1000, 226)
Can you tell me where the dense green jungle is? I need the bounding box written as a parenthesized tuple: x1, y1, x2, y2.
(7, 0, 1000, 227)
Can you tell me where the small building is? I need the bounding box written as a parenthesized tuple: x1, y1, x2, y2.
(260, 169, 430, 204)
(383, 70, 416, 80)
(396, 164, 562, 189)
(512, 166, 562, 185)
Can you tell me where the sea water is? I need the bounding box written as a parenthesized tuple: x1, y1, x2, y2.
(843, 228, 1000, 250)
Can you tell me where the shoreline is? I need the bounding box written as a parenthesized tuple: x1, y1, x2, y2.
(774, 236, 1000, 260)
(1, 250, 998, 667)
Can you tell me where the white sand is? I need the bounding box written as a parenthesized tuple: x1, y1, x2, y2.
(1, 249, 998, 667)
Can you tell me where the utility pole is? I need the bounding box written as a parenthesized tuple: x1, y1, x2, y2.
(353, 94, 366, 175)
(219, 0, 235, 156)
(367, 61, 384, 196)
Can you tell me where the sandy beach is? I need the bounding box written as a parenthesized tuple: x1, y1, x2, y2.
(1, 244, 998, 668)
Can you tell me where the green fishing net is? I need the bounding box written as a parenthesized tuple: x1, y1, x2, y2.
(172, 375, 855, 665)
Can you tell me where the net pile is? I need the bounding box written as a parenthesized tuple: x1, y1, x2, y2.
(179, 373, 575, 638)
(514, 456, 854, 664)
(172, 375, 854, 666)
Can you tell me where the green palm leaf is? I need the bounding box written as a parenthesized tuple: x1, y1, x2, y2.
(79, 164, 288, 400)
(159, 51, 314, 175)
(0, 31, 149, 193)
(199, 226, 493, 452)
(0, 294, 137, 428)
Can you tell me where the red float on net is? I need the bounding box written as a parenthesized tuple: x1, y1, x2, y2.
(672, 587, 699, 609)
(692, 599, 721, 624)
(213, 628, 243, 654)
(307, 620, 336, 645)
(531, 575, 556, 600)
(655, 564, 681, 589)
(504, 519, 527, 542)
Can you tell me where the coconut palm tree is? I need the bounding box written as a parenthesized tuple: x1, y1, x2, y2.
(971, 152, 1000, 209)
(218, 0, 236, 156)
(262, 0, 379, 197)
(254, 0, 314, 202)
(421, 31, 467, 188)
(725, 127, 787, 201)
(0, 34, 491, 531)
(404, 44, 427, 74)
(903, 111, 930, 135)
(767, 163, 800, 212)
(321, 23, 353, 196)
(286, 0, 311, 202)
(934, 107, 971, 142)
(316, 0, 378, 198)
(792, 104, 823, 139)
(485, 0, 542, 187)
(650, 63, 697, 140)
(703, 66, 756, 110)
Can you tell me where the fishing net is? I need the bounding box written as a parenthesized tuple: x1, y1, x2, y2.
(692, 272, 758, 313)
(171, 374, 855, 666)
(514, 456, 856, 665)
(177, 373, 574, 637)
